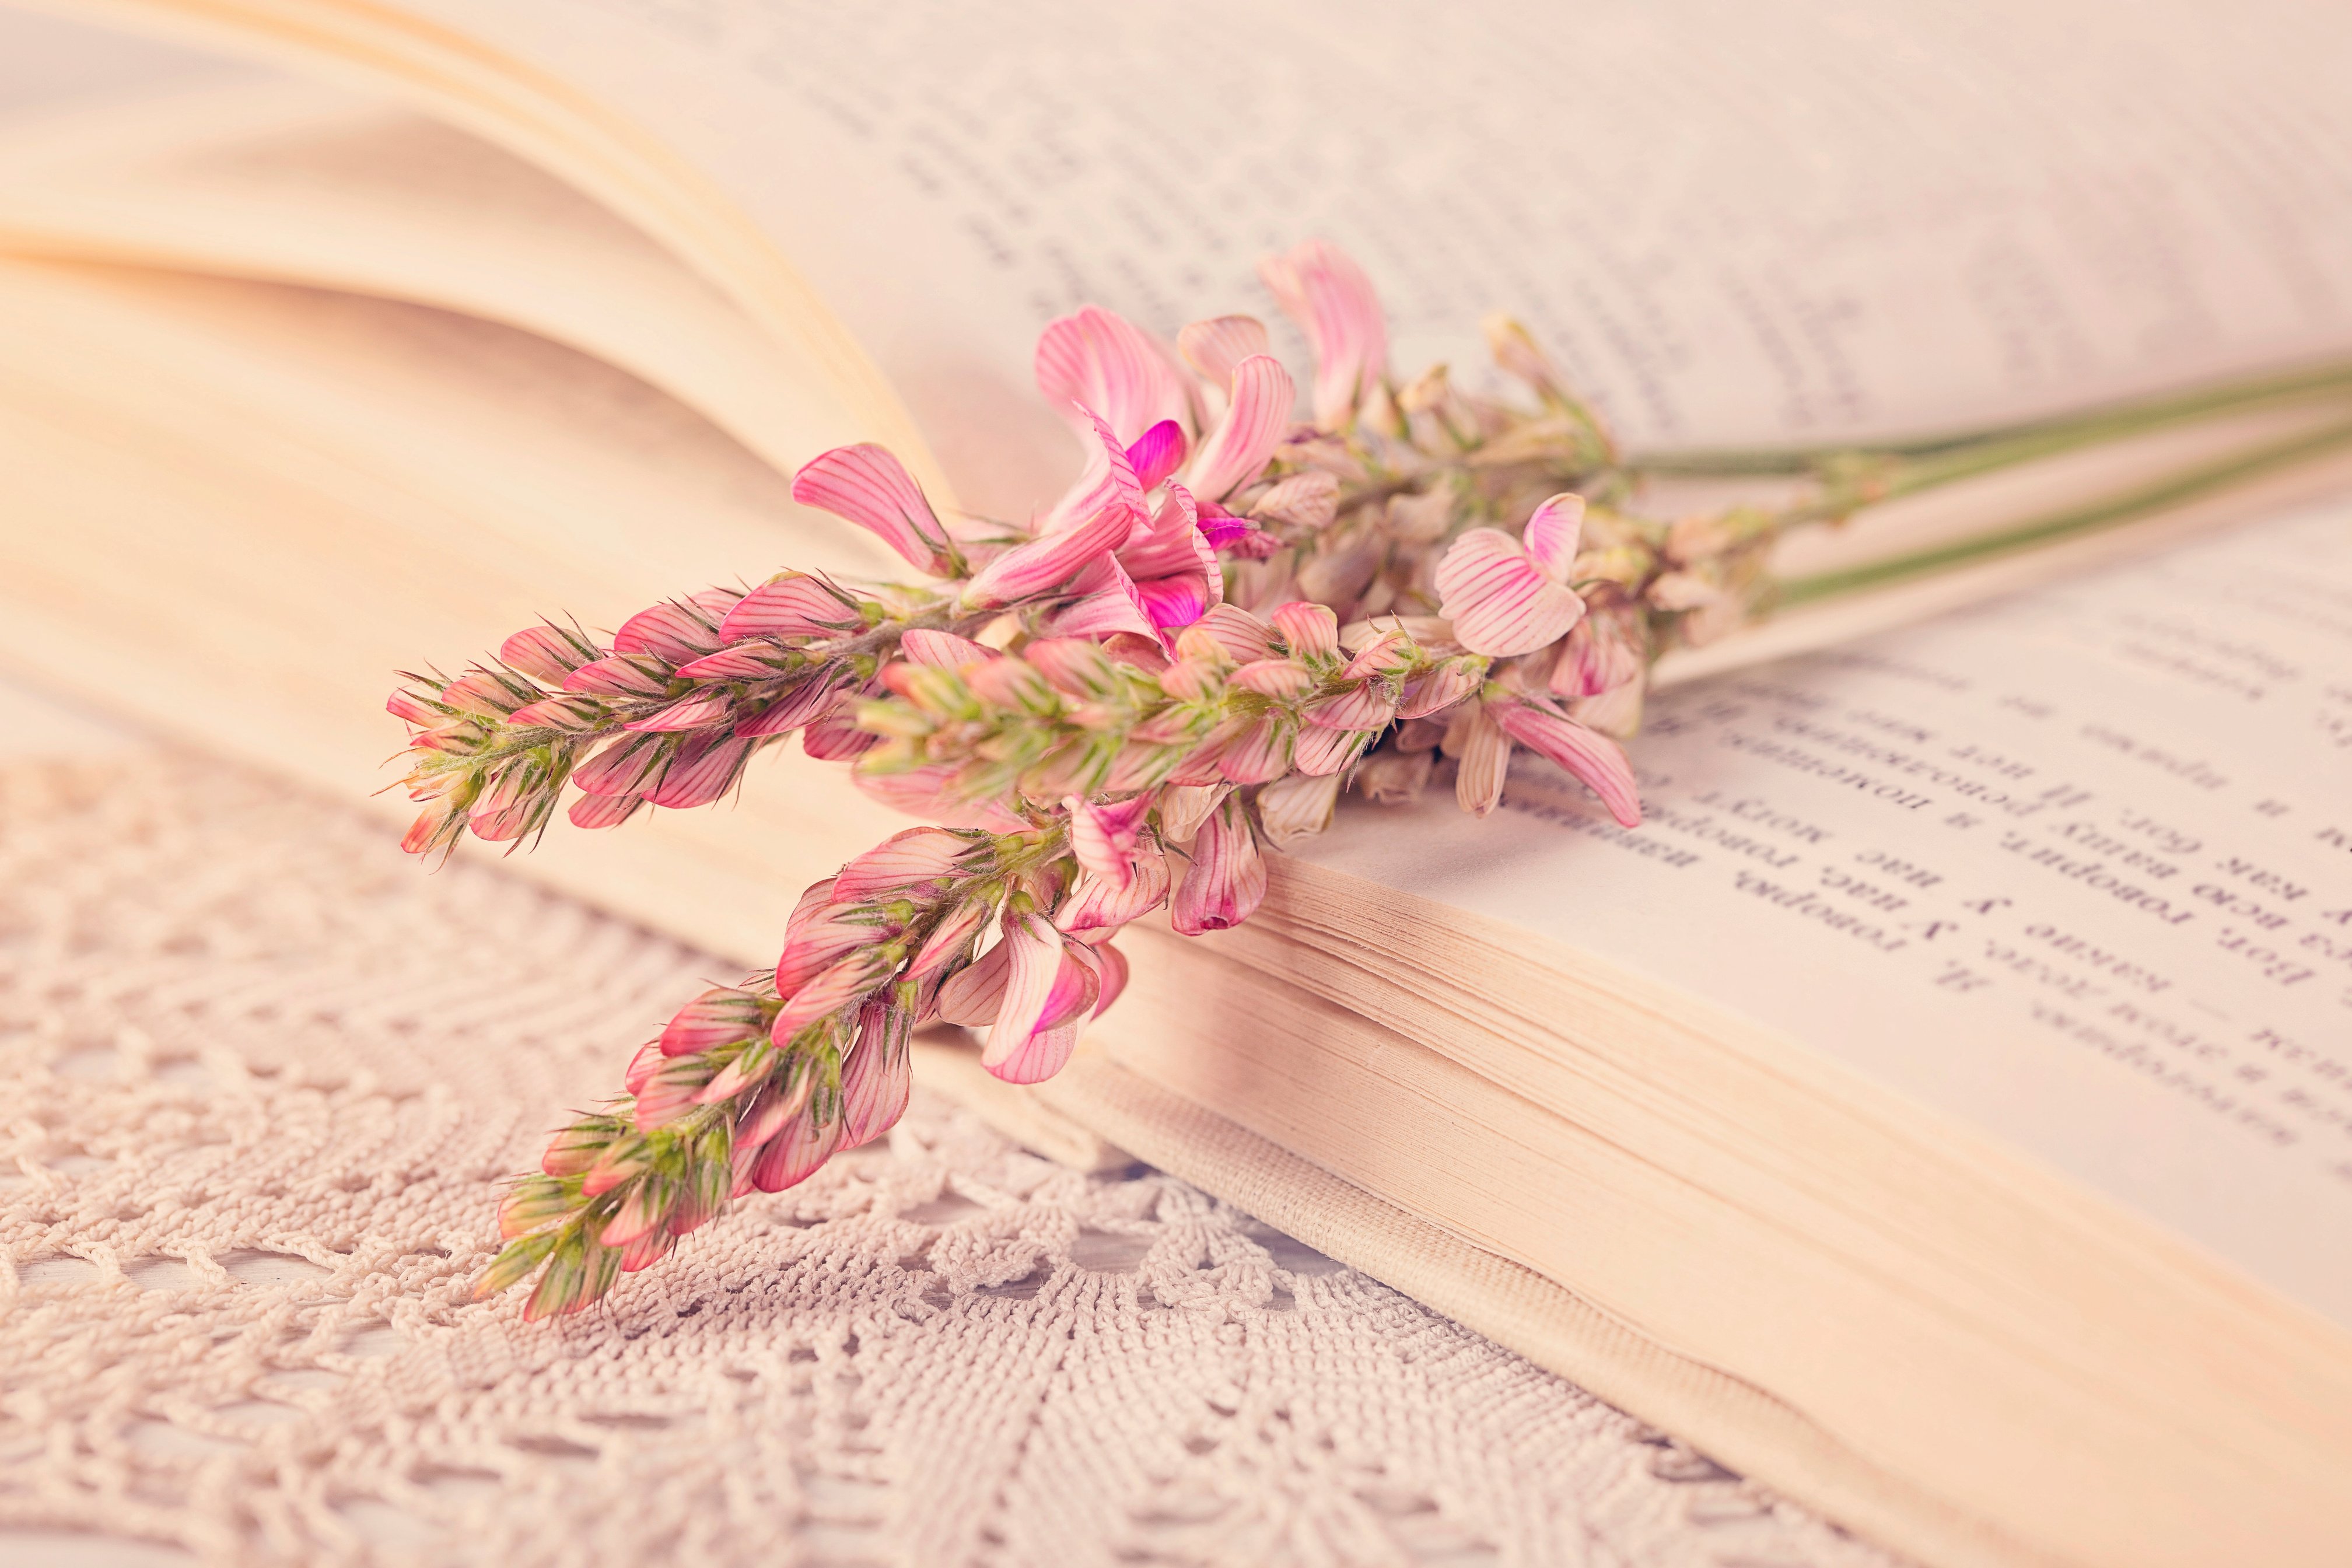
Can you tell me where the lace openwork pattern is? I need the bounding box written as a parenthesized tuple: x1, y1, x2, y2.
(0, 757, 1903, 1567)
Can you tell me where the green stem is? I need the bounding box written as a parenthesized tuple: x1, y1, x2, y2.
(1774, 415, 2352, 607)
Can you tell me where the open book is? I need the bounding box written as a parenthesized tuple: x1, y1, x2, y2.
(1, 4, 2350, 1566)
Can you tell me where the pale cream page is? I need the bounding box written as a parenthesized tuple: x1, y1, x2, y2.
(312, 0, 2352, 512)
(1300, 499, 2352, 1326)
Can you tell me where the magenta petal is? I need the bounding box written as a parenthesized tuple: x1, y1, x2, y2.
(1034, 305, 1189, 447)
(792, 445, 955, 575)
(1125, 419, 1189, 491)
(1133, 574, 1212, 632)
(1491, 702, 1643, 827)
(1186, 355, 1294, 502)
(1434, 528, 1586, 657)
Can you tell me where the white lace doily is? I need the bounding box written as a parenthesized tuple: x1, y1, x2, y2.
(0, 752, 1905, 1568)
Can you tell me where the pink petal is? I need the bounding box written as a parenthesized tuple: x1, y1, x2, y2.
(1258, 239, 1389, 427)
(566, 791, 643, 830)
(1293, 724, 1373, 777)
(674, 644, 796, 681)
(1177, 314, 1272, 389)
(573, 733, 668, 797)
(662, 986, 771, 1057)
(1216, 716, 1296, 785)
(719, 574, 865, 642)
(1169, 794, 1268, 935)
(984, 1014, 1083, 1086)
(1054, 848, 1170, 935)
(1125, 419, 1189, 491)
(1116, 485, 1212, 581)
(1270, 601, 1340, 658)
(1490, 701, 1643, 827)
(1550, 608, 1644, 699)
(1522, 493, 1586, 584)
(438, 672, 524, 716)
(1231, 657, 1314, 698)
(771, 948, 885, 1038)
(745, 1111, 841, 1193)
(1066, 794, 1153, 888)
(1434, 528, 1586, 657)
(1091, 942, 1130, 1013)
(792, 445, 956, 575)
(1185, 355, 1294, 502)
(934, 937, 1011, 1026)
(614, 601, 720, 663)
(962, 478, 1139, 608)
(832, 826, 975, 902)
(647, 735, 752, 808)
(739, 667, 853, 737)
(1036, 555, 1160, 641)
(775, 900, 872, 996)
(803, 712, 881, 760)
(839, 1002, 913, 1149)
(983, 940, 1103, 1084)
(562, 653, 671, 698)
(499, 625, 593, 683)
(907, 898, 993, 986)
(979, 910, 1065, 1049)
(1038, 405, 1147, 538)
(624, 1040, 663, 1093)
(1398, 656, 1485, 720)
(1189, 604, 1279, 663)
(1303, 682, 1394, 730)
(1132, 574, 1213, 632)
(900, 627, 996, 667)
(1034, 305, 1189, 447)
(1453, 705, 1511, 818)
(625, 689, 733, 733)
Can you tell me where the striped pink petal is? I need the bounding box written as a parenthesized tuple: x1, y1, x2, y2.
(1258, 240, 1388, 427)
(1037, 555, 1159, 641)
(499, 624, 594, 683)
(907, 898, 993, 986)
(1303, 682, 1394, 730)
(1034, 305, 1190, 447)
(614, 601, 720, 663)
(1216, 716, 1296, 785)
(1055, 848, 1170, 936)
(851, 765, 1026, 831)
(719, 573, 865, 642)
(673, 644, 794, 680)
(1271, 601, 1340, 658)
(934, 937, 1011, 1026)
(1177, 314, 1272, 390)
(648, 735, 753, 808)
(662, 986, 771, 1057)
(900, 627, 996, 667)
(982, 936, 1103, 1084)
(738, 667, 852, 737)
(963, 467, 1139, 608)
(566, 791, 643, 830)
(979, 910, 1069, 1052)
(1090, 942, 1130, 1013)
(803, 712, 881, 760)
(985, 1013, 1084, 1086)
(1066, 794, 1153, 888)
(1522, 494, 1585, 584)
(1453, 705, 1512, 817)
(1490, 701, 1643, 827)
(832, 826, 975, 902)
(1550, 607, 1644, 698)
(774, 902, 873, 996)
(1435, 528, 1586, 657)
(1398, 656, 1486, 719)
(1293, 724, 1373, 777)
(1189, 604, 1279, 663)
(625, 690, 733, 733)
(839, 1002, 913, 1149)
(573, 733, 668, 796)
(792, 444, 956, 575)
(771, 947, 887, 1039)
(1169, 794, 1268, 935)
(1185, 355, 1294, 502)
(744, 1111, 840, 1193)
(562, 653, 671, 698)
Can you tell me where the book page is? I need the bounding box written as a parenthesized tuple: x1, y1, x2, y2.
(1302, 497, 2352, 1328)
(229, 0, 2352, 512)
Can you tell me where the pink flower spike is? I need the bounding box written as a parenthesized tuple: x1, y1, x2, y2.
(1125, 419, 1189, 491)
(792, 444, 957, 576)
(1490, 701, 1643, 827)
(1259, 240, 1389, 426)
(1435, 527, 1586, 657)
(1067, 795, 1153, 888)
(1185, 355, 1294, 503)
(1170, 794, 1268, 935)
(1522, 493, 1586, 583)
(720, 574, 864, 642)
(1034, 305, 1190, 446)
(1177, 314, 1273, 390)
(900, 627, 996, 668)
(499, 625, 592, 684)
(832, 826, 975, 902)
(614, 601, 720, 663)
